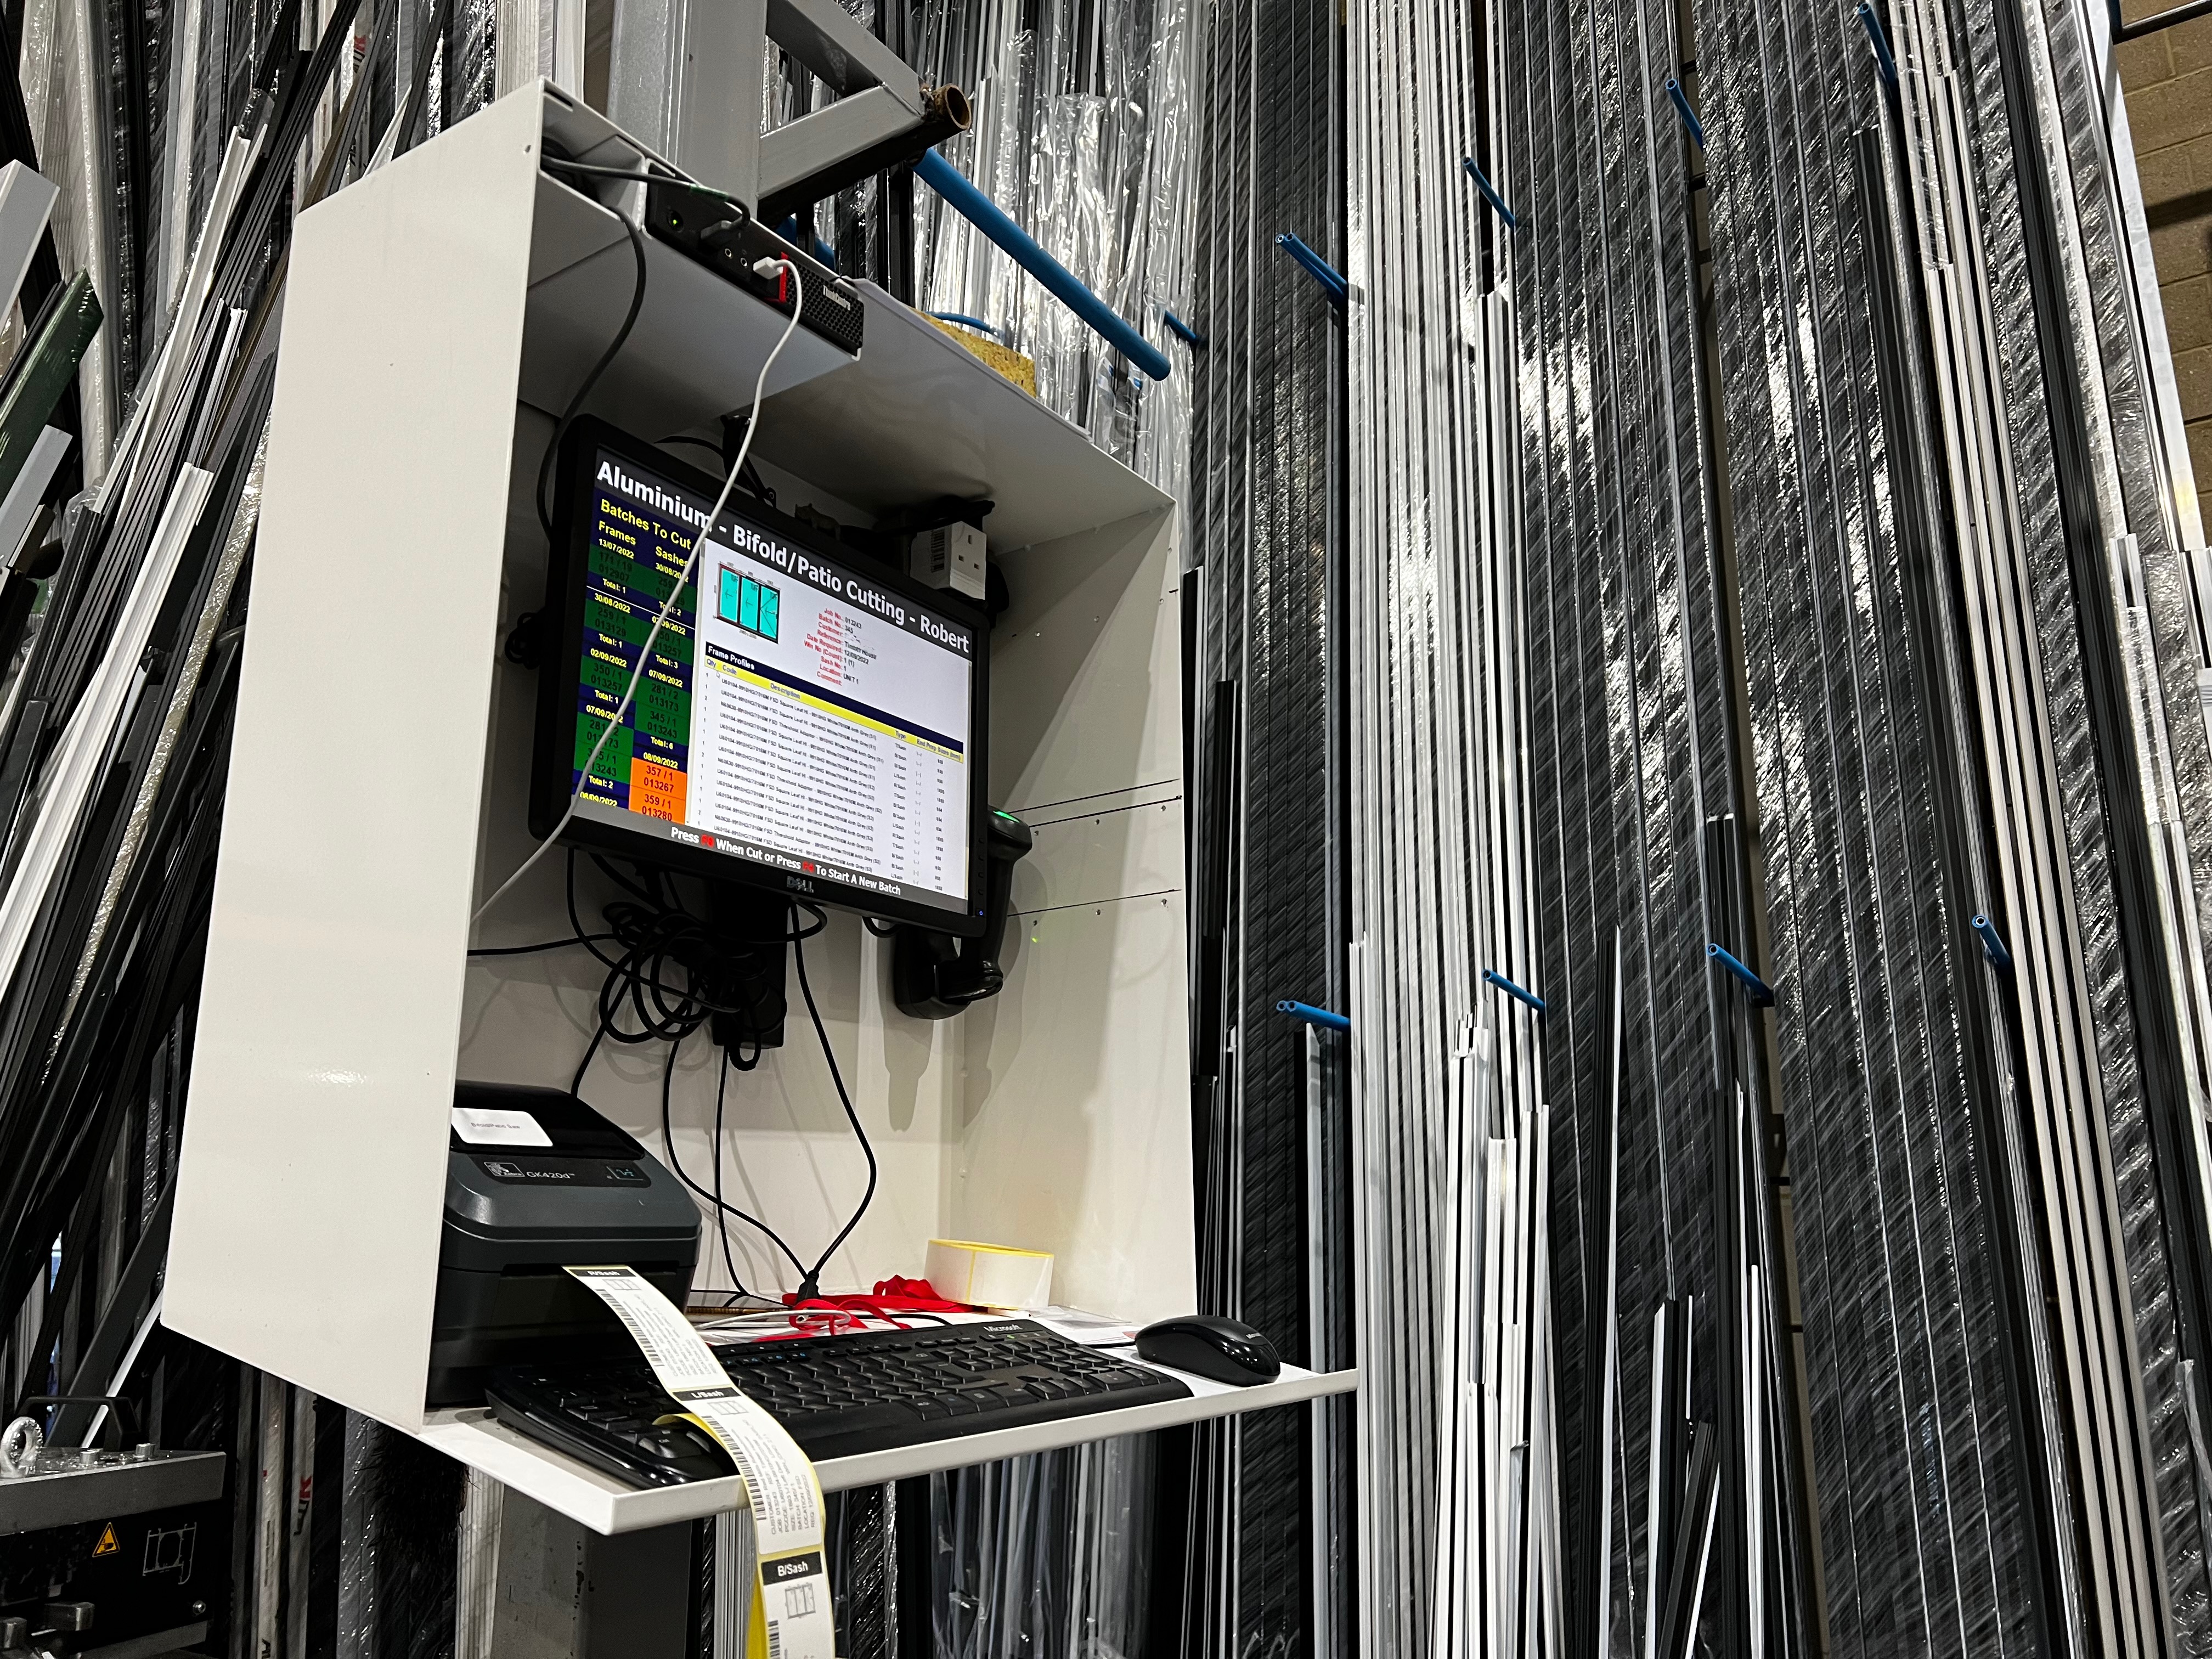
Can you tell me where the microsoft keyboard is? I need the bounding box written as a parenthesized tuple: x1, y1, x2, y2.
(483, 1319, 1193, 1486)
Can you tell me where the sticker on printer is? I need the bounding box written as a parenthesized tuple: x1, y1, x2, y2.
(564, 1266, 836, 1659)
(451, 1106, 553, 1147)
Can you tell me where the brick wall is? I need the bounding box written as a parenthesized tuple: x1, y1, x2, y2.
(2119, 15, 2212, 500)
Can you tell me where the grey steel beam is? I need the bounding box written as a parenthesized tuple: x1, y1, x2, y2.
(607, 0, 766, 206)
(766, 0, 923, 109)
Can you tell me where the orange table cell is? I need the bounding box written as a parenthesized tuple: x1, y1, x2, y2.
(628, 756, 688, 823)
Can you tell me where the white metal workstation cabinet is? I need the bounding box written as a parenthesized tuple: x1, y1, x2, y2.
(160, 81, 1354, 1533)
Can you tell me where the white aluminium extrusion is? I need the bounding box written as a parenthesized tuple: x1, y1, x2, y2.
(0, 426, 69, 571)
(1596, 933, 1624, 1656)
(0, 163, 58, 323)
(96, 131, 255, 514)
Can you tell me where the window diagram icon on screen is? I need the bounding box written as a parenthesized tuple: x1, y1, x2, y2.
(719, 567, 781, 641)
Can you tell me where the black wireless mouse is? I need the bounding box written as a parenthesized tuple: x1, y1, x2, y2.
(1135, 1314, 1281, 1385)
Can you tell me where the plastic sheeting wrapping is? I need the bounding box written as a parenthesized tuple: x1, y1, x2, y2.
(927, 1438, 1152, 1659)
(335, 1413, 465, 1659)
(1175, 0, 1348, 1649)
(2021, 7, 2212, 1640)
(823, 1482, 894, 1659)
(1484, 0, 1753, 1649)
(1342, 0, 1557, 1655)
(1684, 1, 2051, 1651)
(904, 0, 1195, 495)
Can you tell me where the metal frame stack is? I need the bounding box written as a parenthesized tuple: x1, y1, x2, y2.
(1342, 0, 2212, 1652)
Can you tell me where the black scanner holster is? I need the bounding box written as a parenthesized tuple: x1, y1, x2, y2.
(892, 809, 1032, 1019)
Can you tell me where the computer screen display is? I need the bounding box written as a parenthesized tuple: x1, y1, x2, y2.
(532, 420, 987, 933)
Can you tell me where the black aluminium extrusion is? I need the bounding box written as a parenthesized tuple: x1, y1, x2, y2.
(0, 623, 241, 1240)
(1993, 0, 2212, 1637)
(394, 0, 456, 158)
(0, 274, 245, 883)
(27, 295, 227, 742)
(0, 317, 235, 1047)
(1711, 809, 1819, 1657)
(1658, 1420, 1721, 1658)
(1317, 0, 1355, 1640)
(0, 376, 263, 1305)
(1145, 1424, 1198, 1658)
(0, 695, 233, 1336)
(1851, 119, 2074, 1657)
(52, 1183, 174, 1441)
(1700, 820, 1750, 1659)
(893, 1475, 933, 1656)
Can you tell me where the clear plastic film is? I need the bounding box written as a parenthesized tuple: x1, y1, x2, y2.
(1684, 0, 2046, 1646)
(334, 1413, 466, 1659)
(905, 0, 1195, 493)
(1177, 0, 1346, 1644)
(19, 0, 119, 474)
(1480, 0, 1752, 1637)
(1993, 0, 2212, 1646)
(1341, 0, 1559, 1647)
(926, 1436, 1152, 1659)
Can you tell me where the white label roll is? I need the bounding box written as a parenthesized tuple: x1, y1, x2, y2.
(924, 1238, 1053, 1310)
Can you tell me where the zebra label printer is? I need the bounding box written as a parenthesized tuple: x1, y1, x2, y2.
(428, 1082, 701, 1406)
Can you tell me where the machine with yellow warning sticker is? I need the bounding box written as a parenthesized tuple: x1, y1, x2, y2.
(0, 1411, 226, 1657)
(529, 417, 994, 939)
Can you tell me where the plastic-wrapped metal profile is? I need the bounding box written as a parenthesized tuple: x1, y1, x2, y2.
(1862, 1, 2182, 1652)
(1686, 0, 2049, 1651)
(1343, 0, 1558, 1651)
(1483, 0, 1790, 1650)
(1970, 0, 2212, 1647)
(1170, 0, 1350, 1648)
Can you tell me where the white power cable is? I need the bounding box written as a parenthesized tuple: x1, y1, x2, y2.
(475, 254, 805, 926)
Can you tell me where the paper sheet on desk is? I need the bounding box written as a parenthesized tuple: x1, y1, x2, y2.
(1029, 1306, 1145, 1346)
(566, 1266, 835, 1659)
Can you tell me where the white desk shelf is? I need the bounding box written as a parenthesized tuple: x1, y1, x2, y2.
(418, 1363, 1358, 1536)
(164, 77, 1208, 1531)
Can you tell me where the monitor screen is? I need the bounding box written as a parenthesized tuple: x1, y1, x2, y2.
(532, 420, 988, 934)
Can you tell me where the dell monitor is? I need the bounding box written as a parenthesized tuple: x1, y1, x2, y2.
(532, 419, 989, 935)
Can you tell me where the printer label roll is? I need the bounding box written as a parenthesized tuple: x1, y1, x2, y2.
(563, 1266, 834, 1659)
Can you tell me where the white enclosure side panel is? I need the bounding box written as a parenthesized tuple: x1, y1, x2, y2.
(988, 511, 1181, 815)
(957, 511, 1194, 1319)
(167, 89, 544, 1430)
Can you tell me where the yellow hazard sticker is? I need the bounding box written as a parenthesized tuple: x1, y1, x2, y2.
(92, 1523, 118, 1557)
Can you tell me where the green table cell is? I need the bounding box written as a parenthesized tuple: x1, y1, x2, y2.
(633, 676, 690, 743)
(574, 714, 633, 783)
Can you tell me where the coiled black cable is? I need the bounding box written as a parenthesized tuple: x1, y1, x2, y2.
(510, 853, 877, 1302)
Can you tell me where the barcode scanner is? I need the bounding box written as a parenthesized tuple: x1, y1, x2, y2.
(890, 808, 1033, 1019)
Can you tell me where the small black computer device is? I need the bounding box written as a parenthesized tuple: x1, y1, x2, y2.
(533, 418, 990, 935)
